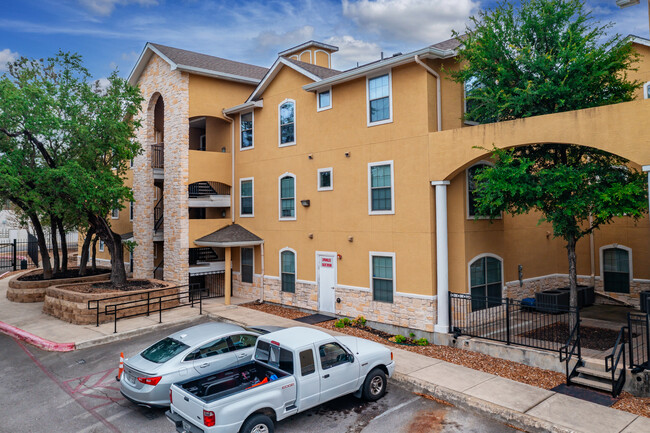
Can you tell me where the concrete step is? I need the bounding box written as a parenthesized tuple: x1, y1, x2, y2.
(571, 376, 613, 393)
(576, 366, 617, 380)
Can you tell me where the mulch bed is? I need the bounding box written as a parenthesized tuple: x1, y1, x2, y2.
(240, 302, 650, 419)
(17, 268, 110, 281)
(62, 279, 164, 293)
(520, 322, 632, 351)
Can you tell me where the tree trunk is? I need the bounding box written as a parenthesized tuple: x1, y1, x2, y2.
(566, 235, 578, 330)
(57, 218, 68, 273)
(88, 214, 126, 286)
(79, 226, 95, 276)
(50, 217, 60, 275)
(91, 236, 97, 272)
(29, 213, 52, 279)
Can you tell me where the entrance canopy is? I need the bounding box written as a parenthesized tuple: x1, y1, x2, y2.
(194, 223, 263, 248)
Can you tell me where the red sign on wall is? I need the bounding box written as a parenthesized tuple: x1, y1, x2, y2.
(321, 257, 332, 268)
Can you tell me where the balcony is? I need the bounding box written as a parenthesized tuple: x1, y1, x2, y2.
(189, 182, 231, 207)
(189, 247, 225, 275)
(189, 150, 231, 186)
(151, 143, 164, 180)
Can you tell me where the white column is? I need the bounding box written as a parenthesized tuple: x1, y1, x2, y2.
(432, 180, 451, 333)
(643, 166, 650, 215)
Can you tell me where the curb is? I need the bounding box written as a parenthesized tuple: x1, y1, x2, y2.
(0, 321, 75, 352)
(391, 372, 573, 433)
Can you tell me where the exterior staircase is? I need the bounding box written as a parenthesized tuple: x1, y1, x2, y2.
(570, 359, 625, 395)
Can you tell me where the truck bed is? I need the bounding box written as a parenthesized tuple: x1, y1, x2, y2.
(177, 361, 290, 403)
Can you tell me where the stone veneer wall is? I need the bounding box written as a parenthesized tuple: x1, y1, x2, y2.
(133, 54, 190, 286)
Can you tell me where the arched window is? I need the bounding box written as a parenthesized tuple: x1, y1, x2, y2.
(467, 162, 492, 218)
(280, 249, 296, 293)
(279, 174, 296, 220)
(601, 246, 631, 293)
(279, 100, 296, 146)
(469, 255, 503, 311)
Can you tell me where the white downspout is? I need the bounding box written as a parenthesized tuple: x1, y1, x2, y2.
(588, 214, 595, 287)
(260, 242, 265, 303)
(415, 55, 441, 132)
(222, 110, 235, 223)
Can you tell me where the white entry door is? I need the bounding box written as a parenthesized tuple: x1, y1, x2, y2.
(317, 253, 337, 313)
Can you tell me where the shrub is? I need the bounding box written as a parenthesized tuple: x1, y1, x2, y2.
(409, 332, 416, 338)
(415, 337, 429, 346)
(394, 334, 406, 343)
(353, 315, 367, 327)
(335, 317, 352, 328)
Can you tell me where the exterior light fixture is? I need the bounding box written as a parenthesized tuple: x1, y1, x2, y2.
(345, 151, 351, 157)
(308, 233, 313, 239)
(348, 236, 354, 242)
(308, 154, 313, 159)
(300, 199, 310, 207)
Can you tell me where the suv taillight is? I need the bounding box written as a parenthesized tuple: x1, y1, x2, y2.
(137, 376, 162, 386)
(204, 410, 215, 427)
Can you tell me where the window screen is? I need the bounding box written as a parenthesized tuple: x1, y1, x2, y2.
(372, 255, 393, 303)
(603, 248, 630, 293)
(368, 74, 390, 123)
(241, 247, 253, 283)
(370, 164, 392, 211)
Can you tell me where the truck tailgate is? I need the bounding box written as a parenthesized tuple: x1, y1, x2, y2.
(171, 385, 205, 430)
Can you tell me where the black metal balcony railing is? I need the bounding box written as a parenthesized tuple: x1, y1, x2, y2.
(154, 196, 164, 231)
(188, 181, 231, 198)
(151, 143, 164, 169)
(189, 247, 220, 265)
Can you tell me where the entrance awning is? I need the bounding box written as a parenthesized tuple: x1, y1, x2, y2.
(194, 224, 263, 248)
(120, 232, 134, 242)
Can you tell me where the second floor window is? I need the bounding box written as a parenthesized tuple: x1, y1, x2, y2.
(369, 162, 394, 214)
(240, 179, 253, 216)
(279, 100, 295, 146)
(130, 201, 134, 221)
(368, 73, 391, 124)
(241, 112, 253, 149)
(111, 208, 119, 219)
(279, 175, 295, 220)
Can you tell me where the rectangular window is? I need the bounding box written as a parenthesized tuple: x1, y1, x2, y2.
(240, 178, 254, 217)
(280, 176, 295, 219)
(299, 349, 316, 376)
(279, 101, 295, 146)
(317, 89, 331, 111)
(367, 73, 391, 125)
(111, 208, 119, 219)
(368, 161, 394, 214)
(99, 240, 105, 252)
(603, 248, 630, 293)
(241, 247, 254, 284)
(130, 201, 134, 221)
(644, 81, 650, 100)
(371, 254, 394, 303)
(317, 167, 333, 191)
(241, 112, 253, 149)
(281, 250, 296, 293)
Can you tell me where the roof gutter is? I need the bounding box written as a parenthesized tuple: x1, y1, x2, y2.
(194, 240, 264, 248)
(174, 65, 262, 85)
(414, 55, 442, 132)
(302, 46, 454, 92)
(223, 100, 264, 115)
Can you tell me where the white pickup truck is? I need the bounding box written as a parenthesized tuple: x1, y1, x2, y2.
(165, 326, 395, 433)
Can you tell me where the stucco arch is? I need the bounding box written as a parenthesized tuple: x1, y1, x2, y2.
(430, 99, 650, 181)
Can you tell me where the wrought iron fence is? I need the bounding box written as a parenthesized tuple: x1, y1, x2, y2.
(628, 312, 650, 372)
(449, 292, 579, 353)
(189, 270, 226, 299)
(0, 233, 78, 273)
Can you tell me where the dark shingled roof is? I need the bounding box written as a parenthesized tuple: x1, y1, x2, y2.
(120, 232, 133, 241)
(150, 43, 268, 80)
(196, 224, 263, 245)
(285, 58, 341, 79)
(431, 36, 463, 51)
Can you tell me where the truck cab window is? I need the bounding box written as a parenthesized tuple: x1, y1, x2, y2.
(299, 349, 315, 376)
(319, 343, 349, 370)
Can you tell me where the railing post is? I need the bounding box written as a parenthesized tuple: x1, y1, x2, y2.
(159, 297, 162, 323)
(506, 298, 511, 345)
(12, 239, 17, 271)
(628, 313, 635, 368)
(646, 313, 650, 370)
(448, 292, 452, 333)
(113, 306, 117, 334)
(576, 307, 581, 361)
(200, 292, 203, 315)
(147, 291, 150, 317)
(96, 302, 99, 327)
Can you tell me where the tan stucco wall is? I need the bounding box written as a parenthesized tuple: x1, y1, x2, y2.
(189, 75, 256, 119)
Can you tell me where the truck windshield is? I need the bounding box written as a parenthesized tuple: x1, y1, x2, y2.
(141, 338, 189, 363)
(255, 341, 294, 373)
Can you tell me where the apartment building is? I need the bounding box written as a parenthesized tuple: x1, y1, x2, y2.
(100, 36, 650, 334)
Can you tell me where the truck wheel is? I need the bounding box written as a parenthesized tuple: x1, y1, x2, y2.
(362, 368, 387, 401)
(240, 414, 274, 433)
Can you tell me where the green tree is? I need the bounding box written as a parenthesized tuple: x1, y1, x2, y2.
(452, 0, 647, 313)
(0, 52, 142, 285)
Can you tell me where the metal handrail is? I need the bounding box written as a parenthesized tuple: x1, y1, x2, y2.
(153, 259, 164, 280)
(151, 143, 164, 169)
(559, 314, 582, 385)
(605, 326, 627, 397)
(154, 196, 164, 231)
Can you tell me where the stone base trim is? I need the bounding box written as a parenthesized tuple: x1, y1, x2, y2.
(7, 268, 111, 303)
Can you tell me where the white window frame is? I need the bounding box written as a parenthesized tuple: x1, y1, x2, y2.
(366, 70, 393, 127)
(278, 172, 297, 221)
(317, 167, 333, 191)
(317, 87, 332, 112)
(644, 81, 650, 100)
(240, 111, 254, 151)
(111, 208, 119, 219)
(368, 160, 395, 215)
(279, 247, 297, 292)
(369, 251, 396, 303)
(240, 247, 255, 283)
(467, 253, 505, 294)
(599, 244, 633, 281)
(278, 99, 296, 147)
(239, 177, 254, 218)
(99, 240, 104, 252)
(466, 161, 501, 220)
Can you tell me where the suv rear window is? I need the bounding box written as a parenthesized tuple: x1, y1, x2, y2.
(141, 338, 189, 363)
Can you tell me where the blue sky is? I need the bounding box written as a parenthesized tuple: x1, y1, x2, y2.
(1, 0, 649, 80)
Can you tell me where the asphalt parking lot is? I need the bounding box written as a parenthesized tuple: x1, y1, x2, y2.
(0, 320, 519, 433)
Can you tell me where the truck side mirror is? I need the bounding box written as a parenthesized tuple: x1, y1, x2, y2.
(348, 354, 354, 363)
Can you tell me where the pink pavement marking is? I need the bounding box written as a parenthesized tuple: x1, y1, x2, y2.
(0, 320, 75, 351)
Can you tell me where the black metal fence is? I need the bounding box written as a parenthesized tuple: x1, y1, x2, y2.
(628, 312, 650, 372)
(189, 271, 226, 299)
(0, 233, 78, 273)
(449, 292, 579, 353)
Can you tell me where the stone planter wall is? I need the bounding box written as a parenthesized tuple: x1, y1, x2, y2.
(7, 268, 111, 303)
(42, 280, 179, 325)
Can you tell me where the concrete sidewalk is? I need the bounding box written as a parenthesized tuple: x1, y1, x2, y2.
(0, 274, 648, 433)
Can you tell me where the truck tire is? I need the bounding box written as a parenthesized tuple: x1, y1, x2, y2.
(240, 413, 274, 433)
(362, 368, 387, 401)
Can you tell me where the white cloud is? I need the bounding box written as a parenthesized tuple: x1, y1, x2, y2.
(78, 0, 158, 17)
(325, 36, 382, 70)
(0, 48, 19, 72)
(342, 0, 478, 43)
(253, 26, 315, 52)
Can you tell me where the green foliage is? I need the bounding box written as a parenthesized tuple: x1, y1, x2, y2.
(451, 0, 640, 124)
(415, 338, 429, 346)
(353, 315, 367, 327)
(409, 332, 415, 338)
(123, 240, 138, 253)
(393, 334, 407, 343)
(334, 317, 352, 328)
